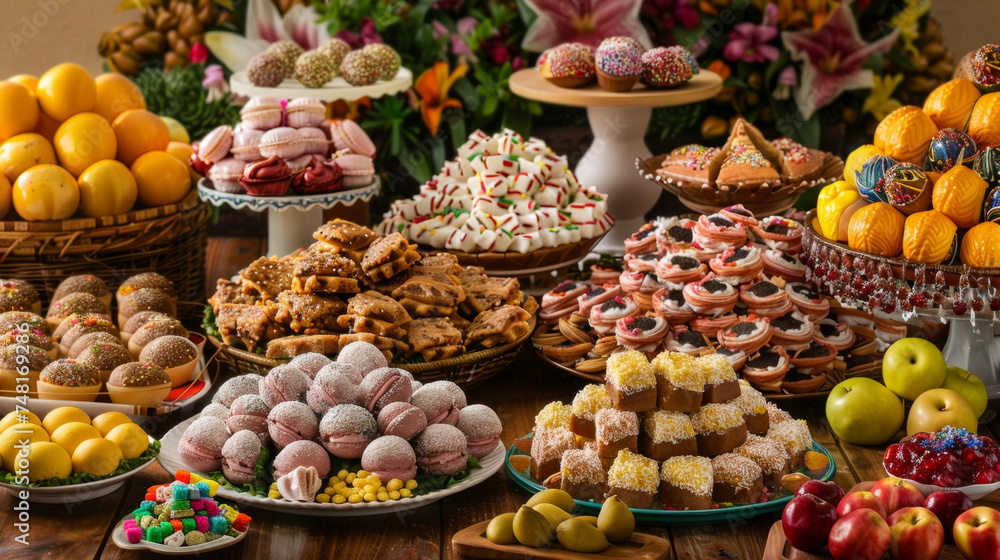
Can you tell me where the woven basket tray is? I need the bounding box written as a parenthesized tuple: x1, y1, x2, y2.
(206, 317, 536, 390)
(0, 191, 210, 321)
(430, 234, 607, 275)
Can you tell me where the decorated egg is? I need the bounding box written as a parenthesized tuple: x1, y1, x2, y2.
(925, 128, 977, 173)
(974, 147, 1000, 187)
(983, 186, 1000, 224)
(854, 154, 896, 203)
(883, 162, 932, 215)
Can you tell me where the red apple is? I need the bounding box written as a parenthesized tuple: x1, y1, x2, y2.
(888, 506, 944, 560)
(953, 506, 1000, 560)
(872, 477, 925, 515)
(782, 494, 839, 552)
(795, 480, 845, 508)
(828, 508, 892, 560)
(924, 490, 974, 539)
(838, 490, 888, 520)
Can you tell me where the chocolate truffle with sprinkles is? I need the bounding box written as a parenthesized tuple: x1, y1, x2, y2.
(361, 43, 400, 80)
(213, 373, 263, 407)
(139, 335, 198, 369)
(339, 49, 380, 86)
(108, 362, 171, 387)
(52, 275, 110, 306)
(641, 46, 695, 88)
(247, 52, 287, 87)
(318, 38, 351, 67)
(40, 359, 100, 387)
(68, 331, 122, 359)
(265, 40, 305, 77)
(295, 50, 336, 88)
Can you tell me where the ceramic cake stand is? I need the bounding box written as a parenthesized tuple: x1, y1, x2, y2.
(230, 68, 413, 102)
(508, 68, 723, 254)
(198, 178, 379, 256)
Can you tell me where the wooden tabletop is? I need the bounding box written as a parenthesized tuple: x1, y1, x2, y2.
(508, 69, 723, 108)
(2, 351, 998, 560)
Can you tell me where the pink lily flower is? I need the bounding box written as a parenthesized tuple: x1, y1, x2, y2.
(203, 0, 329, 71)
(521, 0, 652, 52)
(773, 66, 798, 100)
(723, 4, 780, 63)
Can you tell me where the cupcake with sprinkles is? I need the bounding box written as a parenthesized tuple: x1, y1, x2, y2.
(641, 46, 696, 88)
(595, 36, 644, 92)
(539, 42, 596, 88)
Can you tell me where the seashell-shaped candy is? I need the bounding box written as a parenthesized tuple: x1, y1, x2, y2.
(968, 93, 1000, 149)
(874, 106, 938, 166)
(883, 162, 932, 215)
(974, 147, 1000, 187)
(932, 165, 989, 228)
(854, 154, 896, 203)
(925, 128, 977, 173)
(922, 79, 980, 129)
(961, 222, 1000, 267)
(902, 210, 957, 264)
(848, 202, 905, 257)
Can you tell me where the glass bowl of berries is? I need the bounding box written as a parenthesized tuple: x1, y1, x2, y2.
(883, 426, 1000, 500)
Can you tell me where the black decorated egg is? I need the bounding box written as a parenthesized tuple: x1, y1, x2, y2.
(854, 154, 895, 203)
(974, 147, 1000, 187)
(925, 128, 978, 173)
(983, 186, 1000, 224)
(883, 162, 932, 214)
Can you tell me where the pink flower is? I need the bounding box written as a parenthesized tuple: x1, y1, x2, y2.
(457, 16, 478, 36)
(189, 42, 209, 64)
(432, 19, 477, 61)
(434, 0, 465, 12)
(202, 64, 229, 103)
(723, 4, 780, 63)
(643, 0, 700, 30)
(773, 66, 798, 100)
(521, 0, 652, 52)
(336, 17, 384, 49)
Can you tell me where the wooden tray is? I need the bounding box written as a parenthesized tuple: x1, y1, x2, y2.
(452, 520, 672, 560)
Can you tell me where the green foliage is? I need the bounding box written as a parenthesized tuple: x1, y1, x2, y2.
(2, 440, 161, 487)
(134, 64, 241, 140)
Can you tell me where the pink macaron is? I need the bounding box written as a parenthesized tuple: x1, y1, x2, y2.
(231, 127, 265, 162)
(289, 352, 332, 379)
(178, 415, 229, 473)
(200, 403, 230, 423)
(357, 367, 413, 414)
(319, 403, 378, 459)
(199, 125, 234, 164)
(213, 374, 263, 408)
(410, 381, 466, 426)
(414, 424, 468, 476)
(260, 127, 307, 160)
(316, 361, 362, 385)
(298, 127, 330, 156)
(272, 439, 331, 479)
(258, 364, 310, 408)
(336, 341, 387, 377)
(377, 401, 427, 441)
(329, 119, 376, 158)
(286, 98, 326, 128)
(240, 96, 283, 130)
(307, 365, 357, 415)
(455, 404, 502, 458)
(333, 153, 375, 188)
(221, 429, 262, 484)
(267, 400, 319, 449)
(361, 435, 417, 482)
(208, 157, 247, 193)
(226, 393, 270, 442)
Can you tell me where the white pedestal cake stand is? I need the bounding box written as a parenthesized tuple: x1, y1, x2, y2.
(230, 68, 413, 102)
(508, 69, 723, 254)
(197, 179, 379, 256)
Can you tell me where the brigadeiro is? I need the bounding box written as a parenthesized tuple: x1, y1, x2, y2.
(221, 430, 262, 484)
(361, 43, 400, 80)
(258, 364, 310, 408)
(319, 404, 378, 459)
(339, 49, 380, 86)
(362, 435, 417, 482)
(267, 401, 319, 449)
(307, 365, 357, 415)
(227, 393, 271, 442)
(357, 367, 413, 414)
(318, 38, 351, 67)
(295, 50, 336, 88)
(410, 380, 467, 425)
(414, 424, 468, 476)
(178, 415, 229, 473)
(246, 52, 286, 87)
(378, 402, 427, 441)
(456, 404, 502, 458)
(213, 373, 262, 408)
(273, 439, 331, 479)
(264, 40, 304, 77)
(641, 46, 696, 88)
(337, 341, 387, 377)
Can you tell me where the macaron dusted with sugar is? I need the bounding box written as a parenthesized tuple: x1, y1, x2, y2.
(289, 352, 332, 380)
(414, 423, 469, 476)
(336, 340, 388, 376)
(455, 404, 502, 458)
(200, 402, 230, 423)
(213, 373, 262, 407)
(362, 435, 417, 482)
(319, 403, 378, 459)
(258, 364, 310, 408)
(273, 439, 331, 479)
(178, 415, 229, 473)
(377, 401, 427, 441)
(357, 367, 413, 414)
(267, 401, 318, 449)
(307, 364, 357, 415)
(221, 429, 263, 484)
(226, 393, 270, 441)
(410, 380, 466, 425)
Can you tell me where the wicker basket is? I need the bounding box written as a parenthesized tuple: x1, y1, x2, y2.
(0, 191, 210, 322)
(206, 317, 536, 390)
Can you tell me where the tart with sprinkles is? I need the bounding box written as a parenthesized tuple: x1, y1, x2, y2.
(717, 314, 773, 355)
(655, 251, 707, 284)
(768, 310, 815, 349)
(742, 346, 790, 392)
(682, 275, 739, 316)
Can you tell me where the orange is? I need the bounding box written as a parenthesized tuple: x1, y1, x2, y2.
(36, 63, 96, 122)
(77, 160, 137, 217)
(112, 109, 169, 166)
(0, 133, 57, 183)
(0, 173, 11, 219)
(7, 74, 38, 93)
(93, 73, 146, 122)
(53, 113, 117, 177)
(12, 164, 80, 221)
(165, 141, 200, 183)
(34, 111, 60, 142)
(0, 81, 40, 142)
(130, 151, 191, 207)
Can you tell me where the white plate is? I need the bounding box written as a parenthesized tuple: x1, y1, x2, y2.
(111, 514, 248, 555)
(229, 68, 413, 102)
(0, 436, 158, 503)
(884, 469, 1000, 501)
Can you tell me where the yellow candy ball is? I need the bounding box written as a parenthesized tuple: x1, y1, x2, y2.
(333, 495, 347, 504)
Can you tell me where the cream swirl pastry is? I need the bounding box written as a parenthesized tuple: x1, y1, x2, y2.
(682, 275, 739, 317)
(717, 314, 773, 355)
(785, 282, 830, 320)
(655, 251, 707, 284)
(615, 315, 670, 352)
(813, 318, 856, 350)
(589, 295, 640, 335)
(762, 250, 807, 281)
(709, 244, 765, 284)
(695, 213, 747, 246)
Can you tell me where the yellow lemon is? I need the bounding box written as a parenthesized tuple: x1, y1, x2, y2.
(0, 132, 57, 183)
(844, 144, 883, 187)
(71, 437, 122, 475)
(33, 111, 60, 143)
(7, 74, 38, 93)
(36, 63, 96, 122)
(160, 116, 190, 144)
(77, 159, 137, 217)
(24, 441, 72, 481)
(0, 173, 10, 219)
(50, 421, 102, 456)
(42, 406, 91, 435)
(0, 410, 41, 433)
(92, 411, 132, 437)
(12, 164, 79, 221)
(0, 81, 40, 142)
(53, 112, 117, 177)
(112, 109, 170, 166)
(106, 423, 148, 459)
(166, 141, 200, 183)
(0, 423, 49, 469)
(93, 73, 146, 122)
(131, 151, 191, 207)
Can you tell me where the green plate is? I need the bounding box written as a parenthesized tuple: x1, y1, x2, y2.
(504, 434, 836, 526)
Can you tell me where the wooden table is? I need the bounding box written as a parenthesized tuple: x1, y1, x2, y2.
(2, 352, 998, 560)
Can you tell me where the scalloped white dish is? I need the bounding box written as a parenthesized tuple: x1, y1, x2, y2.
(229, 67, 413, 102)
(197, 178, 379, 213)
(882, 465, 1000, 501)
(111, 514, 248, 555)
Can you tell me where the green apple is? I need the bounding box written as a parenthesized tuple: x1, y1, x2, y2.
(826, 378, 905, 445)
(942, 366, 988, 418)
(159, 116, 190, 144)
(882, 338, 947, 401)
(907, 388, 979, 435)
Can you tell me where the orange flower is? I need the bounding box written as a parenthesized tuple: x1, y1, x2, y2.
(327, 97, 372, 121)
(708, 60, 732, 80)
(414, 61, 468, 135)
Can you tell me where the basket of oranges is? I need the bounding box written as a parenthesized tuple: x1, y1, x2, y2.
(0, 64, 210, 320)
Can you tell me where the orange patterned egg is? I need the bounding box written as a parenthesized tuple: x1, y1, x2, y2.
(848, 202, 905, 257)
(961, 222, 1000, 267)
(874, 106, 938, 166)
(922, 79, 980, 130)
(902, 210, 957, 264)
(931, 165, 988, 228)
(967, 92, 1000, 149)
